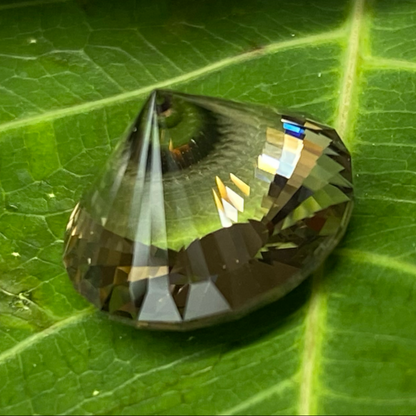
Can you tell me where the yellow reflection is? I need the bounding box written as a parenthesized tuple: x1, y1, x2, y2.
(284, 134, 303, 154)
(128, 265, 169, 281)
(304, 120, 322, 130)
(215, 176, 227, 199)
(276, 134, 304, 179)
(212, 188, 232, 228)
(266, 127, 284, 146)
(258, 154, 280, 175)
(230, 173, 250, 196)
(213, 172, 249, 227)
(69, 208, 79, 234)
(212, 188, 224, 211)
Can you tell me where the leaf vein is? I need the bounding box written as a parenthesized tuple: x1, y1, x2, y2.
(0, 308, 94, 365)
(0, 30, 344, 136)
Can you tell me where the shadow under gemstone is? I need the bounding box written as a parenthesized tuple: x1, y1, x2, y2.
(102, 275, 312, 354)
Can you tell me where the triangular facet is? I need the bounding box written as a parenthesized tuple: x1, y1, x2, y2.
(184, 280, 231, 321)
(138, 275, 181, 322)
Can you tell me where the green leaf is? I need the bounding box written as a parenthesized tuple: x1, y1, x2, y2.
(0, 0, 415, 414)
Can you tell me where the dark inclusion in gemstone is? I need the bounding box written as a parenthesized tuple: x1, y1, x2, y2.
(63, 90, 353, 331)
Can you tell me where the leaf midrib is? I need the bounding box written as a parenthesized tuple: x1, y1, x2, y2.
(298, 0, 365, 414)
(295, 0, 366, 414)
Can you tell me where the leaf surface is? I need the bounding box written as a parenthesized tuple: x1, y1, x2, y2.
(1, 0, 416, 414)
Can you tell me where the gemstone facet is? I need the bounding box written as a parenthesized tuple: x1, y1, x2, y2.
(63, 90, 353, 330)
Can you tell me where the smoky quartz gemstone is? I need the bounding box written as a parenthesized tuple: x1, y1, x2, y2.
(63, 90, 353, 330)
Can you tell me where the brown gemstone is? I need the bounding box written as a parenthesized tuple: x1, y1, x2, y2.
(63, 90, 353, 330)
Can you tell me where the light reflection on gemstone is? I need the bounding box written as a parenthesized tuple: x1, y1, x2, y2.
(63, 90, 353, 330)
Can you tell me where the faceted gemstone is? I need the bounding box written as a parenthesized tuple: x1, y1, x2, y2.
(63, 90, 353, 330)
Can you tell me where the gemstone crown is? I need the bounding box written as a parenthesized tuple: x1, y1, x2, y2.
(63, 90, 353, 330)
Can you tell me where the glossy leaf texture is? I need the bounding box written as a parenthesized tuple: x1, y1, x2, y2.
(0, 0, 415, 414)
